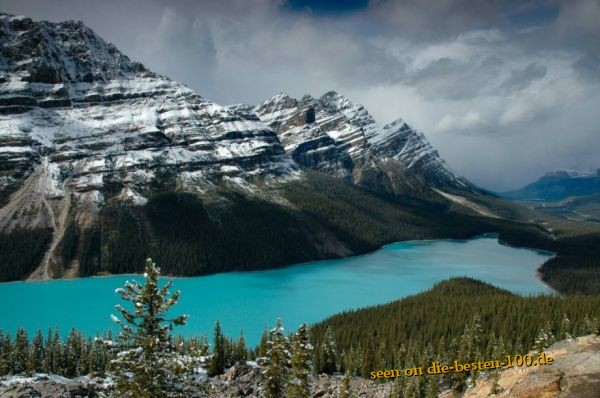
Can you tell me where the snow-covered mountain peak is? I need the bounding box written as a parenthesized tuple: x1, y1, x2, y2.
(0, 15, 297, 232)
(0, 13, 151, 86)
(542, 169, 600, 180)
(254, 91, 468, 188)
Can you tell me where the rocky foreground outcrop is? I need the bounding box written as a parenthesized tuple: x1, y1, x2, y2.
(459, 334, 600, 398)
(0, 365, 391, 398)
(2, 335, 599, 397)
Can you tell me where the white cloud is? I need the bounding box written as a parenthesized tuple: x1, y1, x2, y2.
(1, 0, 599, 190)
(435, 112, 483, 132)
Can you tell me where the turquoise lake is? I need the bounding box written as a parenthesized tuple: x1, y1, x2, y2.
(0, 236, 553, 345)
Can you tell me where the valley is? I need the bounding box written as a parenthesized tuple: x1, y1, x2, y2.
(0, 5, 599, 398)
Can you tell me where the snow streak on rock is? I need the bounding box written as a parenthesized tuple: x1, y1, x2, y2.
(0, 14, 297, 212)
(254, 91, 468, 188)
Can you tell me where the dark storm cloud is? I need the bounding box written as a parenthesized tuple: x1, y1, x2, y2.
(0, 0, 598, 190)
(573, 54, 600, 83)
(407, 56, 504, 100)
(498, 63, 547, 93)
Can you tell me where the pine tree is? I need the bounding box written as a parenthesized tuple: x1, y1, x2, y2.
(425, 375, 439, 398)
(453, 314, 483, 392)
(580, 314, 595, 335)
(534, 321, 555, 351)
(339, 369, 353, 398)
(260, 318, 291, 398)
(28, 329, 45, 374)
(64, 329, 85, 377)
(208, 321, 225, 376)
(559, 313, 572, 340)
(233, 331, 247, 364)
(50, 330, 63, 375)
(404, 376, 419, 398)
(320, 326, 337, 374)
(288, 323, 313, 398)
(13, 328, 29, 374)
(0, 331, 10, 375)
(99, 258, 190, 398)
(488, 334, 504, 396)
(257, 329, 269, 358)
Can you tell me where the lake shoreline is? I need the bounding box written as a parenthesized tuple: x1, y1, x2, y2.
(0, 236, 554, 345)
(14, 233, 558, 289)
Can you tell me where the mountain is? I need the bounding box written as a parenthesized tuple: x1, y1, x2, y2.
(0, 14, 540, 283)
(0, 14, 303, 280)
(252, 91, 471, 194)
(0, 14, 297, 211)
(501, 169, 600, 201)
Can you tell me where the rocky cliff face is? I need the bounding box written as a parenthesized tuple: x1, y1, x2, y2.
(0, 13, 297, 233)
(0, 13, 488, 281)
(253, 91, 469, 190)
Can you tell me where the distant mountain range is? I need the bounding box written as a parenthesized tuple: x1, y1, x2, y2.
(501, 169, 600, 201)
(0, 13, 539, 282)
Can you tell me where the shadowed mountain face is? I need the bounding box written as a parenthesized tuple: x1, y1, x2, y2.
(501, 170, 600, 201)
(0, 13, 510, 282)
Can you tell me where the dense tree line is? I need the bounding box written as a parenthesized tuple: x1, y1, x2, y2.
(0, 328, 111, 377)
(63, 172, 558, 280)
(311, 278, 600, 388)
(538, 232, 600, 294)
(0, 228, 51, 281)
(145, 192, 323, 276)
(1, 277, 599, 397)
(2, 170, 600, 295)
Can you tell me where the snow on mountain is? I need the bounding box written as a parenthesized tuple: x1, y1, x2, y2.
(253, 91, 468, 188)
(542, 169, 600, 179)
(502, 168, 600, 201)
(0, 13, 474, 234)
(0, 14, 297, 230)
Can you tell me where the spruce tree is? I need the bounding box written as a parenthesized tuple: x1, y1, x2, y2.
(288, 323, 313, 398)
(208, 321, 225, 376)
(339, 369, 352, 398)
(50, 330, 63, 375)
(581, 314, 596, 335)
(489, 335, 504, 396)
(560, 314, 572, 340)
(257, 329, 269, 358)
(100, 258, 190, 398)
(321, 326, 337, 374)
(0, 331, 10, 375)
(64, 329, 82, 377)
(28, 329, 45, 374)
(261, 318, 291, 398)
(425, 375, 440, 398)
(13, 328, 29, 374)
(453, 314, 483, 392)
(533, 321, 555, 351)
(233, 331, 247, 364)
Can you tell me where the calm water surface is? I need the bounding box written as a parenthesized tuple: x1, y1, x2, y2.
(0, 237, 553, 345)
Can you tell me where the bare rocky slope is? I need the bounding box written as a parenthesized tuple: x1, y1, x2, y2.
(460, 334, 600, 398)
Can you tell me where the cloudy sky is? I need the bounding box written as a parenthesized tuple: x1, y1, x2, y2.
(2, 0, 599, 190)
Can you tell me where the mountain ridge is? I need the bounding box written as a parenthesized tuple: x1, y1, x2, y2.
(253, 90, 471, 194)
(0, 13, 529, 282)
(501, 168, 600, 201)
